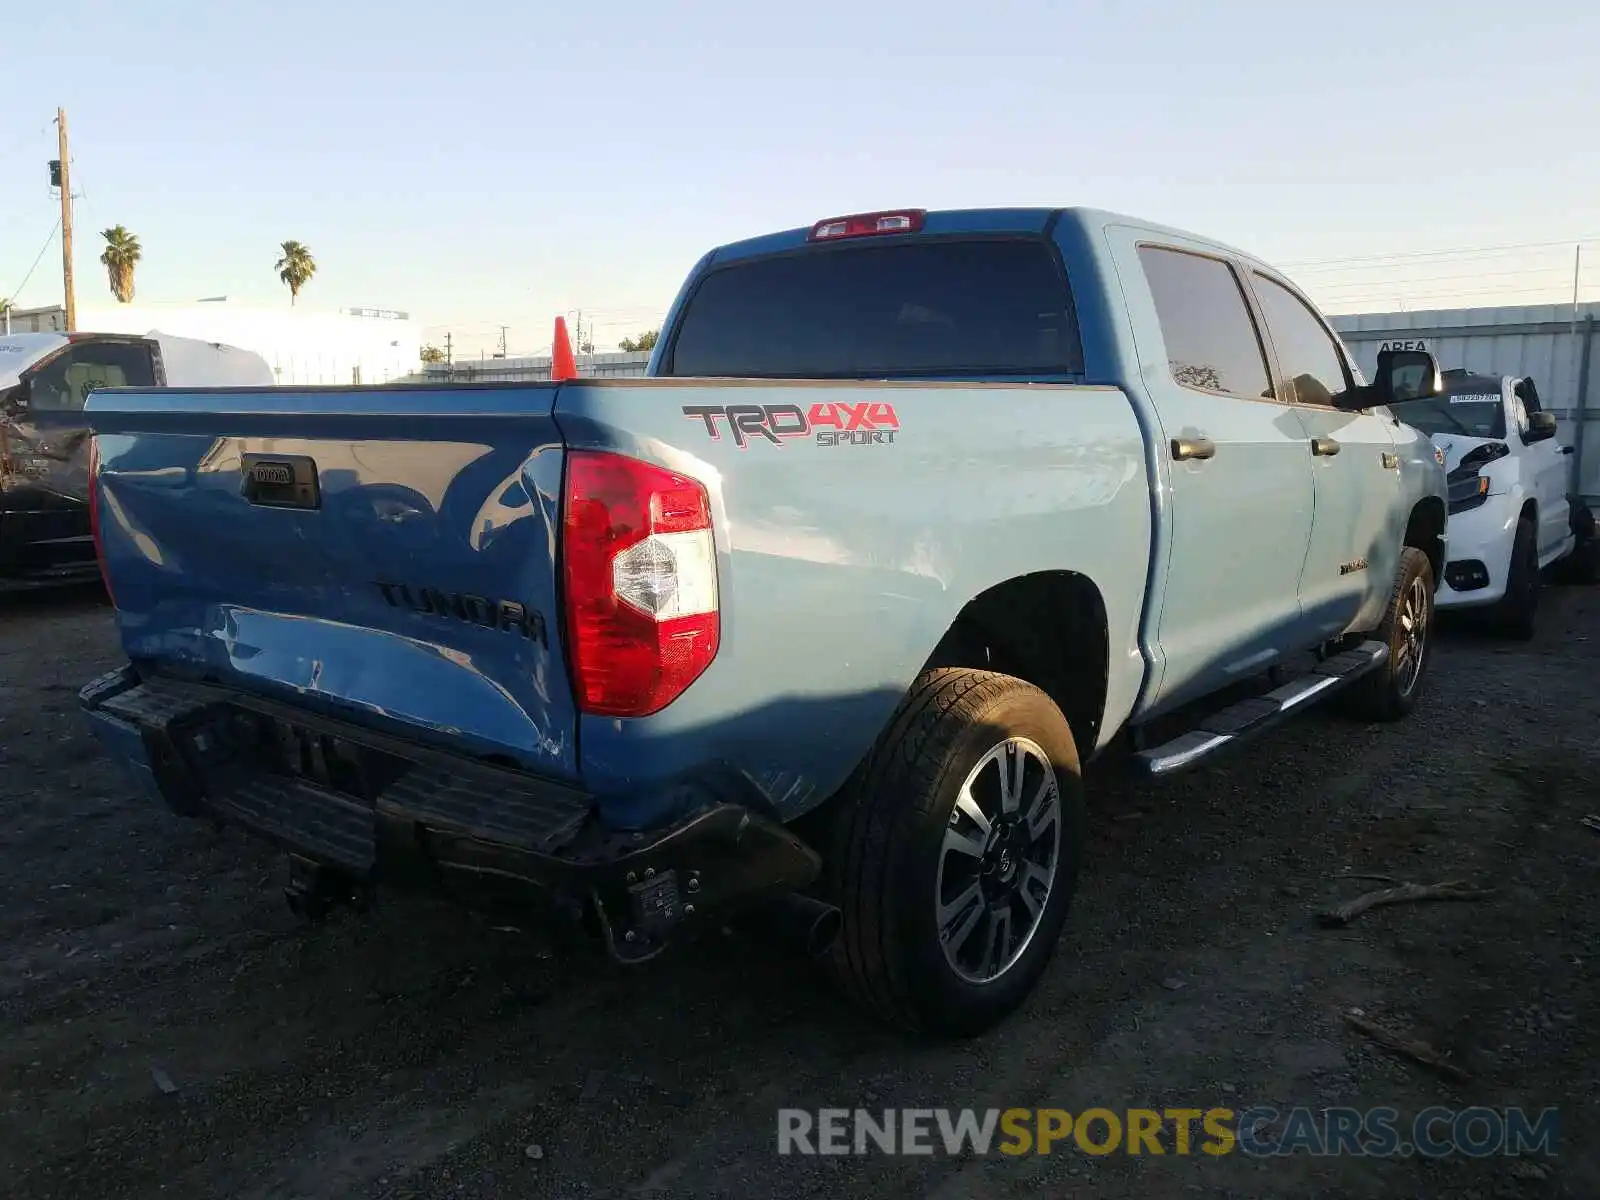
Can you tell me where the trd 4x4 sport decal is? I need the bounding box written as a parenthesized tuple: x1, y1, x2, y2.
(681, 402, 899, 449)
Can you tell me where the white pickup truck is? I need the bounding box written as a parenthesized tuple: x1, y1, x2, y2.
(1396, 368, 1597, 637)
(1, 330, 274, 591)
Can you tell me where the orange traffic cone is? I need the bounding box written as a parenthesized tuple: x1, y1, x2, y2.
(551, 316, 578, 382)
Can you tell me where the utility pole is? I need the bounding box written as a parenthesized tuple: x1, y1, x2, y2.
(497, 325, 509, 358)
(444, 331, 453, 366)
(55, 107, 76, 332)
(1569, 245, 1583, 417)
(1571, 245, 1583, 326)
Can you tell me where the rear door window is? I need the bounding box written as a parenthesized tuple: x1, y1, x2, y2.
(1138, 246, 1274, 400)
(664, 238, 1081, 378)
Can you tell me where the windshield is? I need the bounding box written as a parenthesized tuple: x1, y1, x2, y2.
(662, 238, 1083, 379)
(1398, 383, 1506, 439)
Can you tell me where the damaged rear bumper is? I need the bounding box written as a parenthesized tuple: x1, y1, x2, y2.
(78, 665, 826, 962)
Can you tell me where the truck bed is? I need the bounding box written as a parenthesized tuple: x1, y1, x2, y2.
(84, 377, 1152, 833)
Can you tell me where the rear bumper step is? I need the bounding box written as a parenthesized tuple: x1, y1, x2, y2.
(1132, 639, 1389, 778)
(79, 667, 824, 961)
(0, 558, 103, 593)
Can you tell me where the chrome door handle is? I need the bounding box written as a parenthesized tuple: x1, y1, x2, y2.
(1172, 436, 1216, 462)
(1311, 437, 1341, 457)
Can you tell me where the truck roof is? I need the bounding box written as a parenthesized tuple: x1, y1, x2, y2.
(1, 333, 73, 382)
(0, 331, 69, 357)
(0, 330, 275, 388)
(704, 206, 1264, 268)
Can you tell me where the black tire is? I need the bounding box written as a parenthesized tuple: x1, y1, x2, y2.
(1553, 501, 1599, 585)
(1563, 538, 1600, 585)
(1491, 518, 1539, 640)
(1341, 547, 1436, 722)
(823, 668, 1086, 1038)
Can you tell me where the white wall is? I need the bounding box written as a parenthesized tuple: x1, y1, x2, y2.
(1332, 302, 1600, 500)
(4, 302, 421, 385)
(416, 350, 652, 383)
(1331, 303, 1598, 402)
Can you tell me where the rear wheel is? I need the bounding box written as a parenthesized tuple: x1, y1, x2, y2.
(824, 669, 1086, 1037)
(1562, 538, 1600, 585)
(1491, 518, 1540, 640)
(1553, 500, 1599, 585)
(1341, 547, 1435, 722)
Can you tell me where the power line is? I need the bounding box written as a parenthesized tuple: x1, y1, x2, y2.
(428, 310, 665, 325)
(423, 307, 666, 332)
(1291, 249, 1585, 277)
(1310, 264, 1581, 292)
(5, 216, 63, 303)
(1316, 281, 1591, 308)
(554, 306, 665, 319)
(0, 117, 57, 171)
(1282, 236, 1600, 270)
(1291, 251, 1586, 278)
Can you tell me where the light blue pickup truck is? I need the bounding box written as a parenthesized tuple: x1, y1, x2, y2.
(78, 207, 1448, 1036)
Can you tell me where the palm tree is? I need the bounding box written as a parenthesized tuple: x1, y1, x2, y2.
(99, 226, 142, 303)
(275, 241, 316, 306)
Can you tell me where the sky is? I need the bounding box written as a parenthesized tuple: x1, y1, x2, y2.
(5, 0, 1600, 357)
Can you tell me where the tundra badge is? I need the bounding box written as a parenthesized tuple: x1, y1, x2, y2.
(374, 582, 549, 646)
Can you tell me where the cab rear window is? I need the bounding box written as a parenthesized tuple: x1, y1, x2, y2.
(663, 238, 1082, 379)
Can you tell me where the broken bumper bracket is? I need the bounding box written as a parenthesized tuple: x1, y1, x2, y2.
(79, 666, 822, 959)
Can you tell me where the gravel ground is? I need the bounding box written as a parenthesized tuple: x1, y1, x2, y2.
(2, 582, 1597, 1199)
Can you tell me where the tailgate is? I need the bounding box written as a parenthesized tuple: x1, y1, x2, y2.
(86, 384, 578, 779)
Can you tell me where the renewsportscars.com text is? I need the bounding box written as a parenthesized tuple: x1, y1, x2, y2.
(777, 1106, 1559, 1159)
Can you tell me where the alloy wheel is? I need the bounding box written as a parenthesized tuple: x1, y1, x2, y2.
(934, 737, 1062, 985)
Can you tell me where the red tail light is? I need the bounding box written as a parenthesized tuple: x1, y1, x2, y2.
(561, 450, 719, 717)
(87, 436, 115, 605)
(808, 209, 926, 241)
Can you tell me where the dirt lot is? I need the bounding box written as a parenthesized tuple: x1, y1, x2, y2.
(2, 583, 1597, 1199)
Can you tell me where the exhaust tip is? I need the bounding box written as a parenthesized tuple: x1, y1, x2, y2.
(806, 905, 843, 957)
(730, 892, 842, 959)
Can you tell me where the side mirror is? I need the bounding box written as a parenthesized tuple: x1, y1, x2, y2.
(1525, 411, 1558, 442)
(0, 382, 28, 418)
(1374, 348, 1444, 405)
